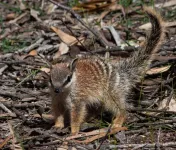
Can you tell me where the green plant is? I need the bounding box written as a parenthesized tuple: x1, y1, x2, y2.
(1, 39, 13, 53)
(165, 9, 176, 21)
(0, 2, 22, 14)
(68, 0, 79, 7)
(9, 7, 22, 14)
(119, 0, 132, 8)
(0, 39, 28, 53)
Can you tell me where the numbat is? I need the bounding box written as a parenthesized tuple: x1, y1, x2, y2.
(49, 6, 165, 134)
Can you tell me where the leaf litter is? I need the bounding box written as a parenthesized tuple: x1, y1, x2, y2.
(0, 0, 176, 149)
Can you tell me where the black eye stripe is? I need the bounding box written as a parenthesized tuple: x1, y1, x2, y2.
(62, 74, 72, 87)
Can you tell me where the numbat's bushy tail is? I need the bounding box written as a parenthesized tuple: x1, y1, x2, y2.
(49, 6, 165, 134)
(118, 6, 165, 86)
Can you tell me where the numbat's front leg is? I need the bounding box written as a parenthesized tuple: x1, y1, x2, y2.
(54, 115, 64, 128)
(71, 102, 86, 134)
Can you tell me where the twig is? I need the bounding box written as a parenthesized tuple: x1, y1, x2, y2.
(8, 121, 23, 150)
(156, 128, 161, 150)
(0, 113, 15, 118)
(9, 12, 29, 24)
(66, 127, 125, 140)
(36, 44, 59, 53)
(130, 108, 176, 114)
(48, 0, 109, 47)
(164, 85, 174, 108)
(0, 26, 21, 40)
(11, 107, 26, 121)
(2, 101, 43, 108)
(109, 142, 176, 149)
(0, 135, 12, 149)
(0, 90, 20, 99)
(0, 60, 45, 66)
(0, 102, 16, 117)
(93, 46, 136, 53)
(69, 127, 127, 144)
(132, 120, 176, 126)
(16, 38, 44, 53)
(96, 125, 112, 150)
(0, 53, 13, 60)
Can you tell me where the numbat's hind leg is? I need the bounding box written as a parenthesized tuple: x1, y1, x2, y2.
(111, 96, 126, 128)
(112, 110, 126, 128)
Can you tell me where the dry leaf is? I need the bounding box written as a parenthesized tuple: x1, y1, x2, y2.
(71, 36, 85, 46)
(139, 23, 151, 30)
(51, 26, 84, 46)
(28, 50, 37, 56)
(30, 9, 41, 21)
(46, 3, 58, 14)
(72, 0, 118, 12)
(0, 64, 8, 75)
(51, 26, 76, 45)
(19, 50, 37, 60)
(158, 97, 176, 112)
(146, 65, 171, 75)
(6, 13, 16, 20)
(18, 0, 26, 10)
(40, 68, 50, 73)
(59, 42, 69, 55)
(53, 42, 69, 60)
(53, 50, 61, 60)
(104, 26, 122, 46)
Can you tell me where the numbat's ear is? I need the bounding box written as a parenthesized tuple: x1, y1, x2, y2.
(69, 58, 78, 72)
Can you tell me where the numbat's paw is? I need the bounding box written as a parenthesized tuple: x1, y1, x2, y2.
(112, 123, 123, 129)
(71, 125, 80, 135)
(54, 122, 64, 129)
(54, 116, 64, 129)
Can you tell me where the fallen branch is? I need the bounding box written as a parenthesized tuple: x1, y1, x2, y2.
(0, 102, 16, 117)
(132, 120, 176, 126)
(16, 38, 44, 53)
(67, 127, 127, 144)
(109, 142, 176, 149)
(0, 135, 12, 149)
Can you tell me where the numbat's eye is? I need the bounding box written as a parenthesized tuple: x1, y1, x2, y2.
(54, 88, 60, 93)
(66, 75, 71, 82)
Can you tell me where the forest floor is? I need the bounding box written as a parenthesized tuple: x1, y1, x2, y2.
(0, 0, 176, 149)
